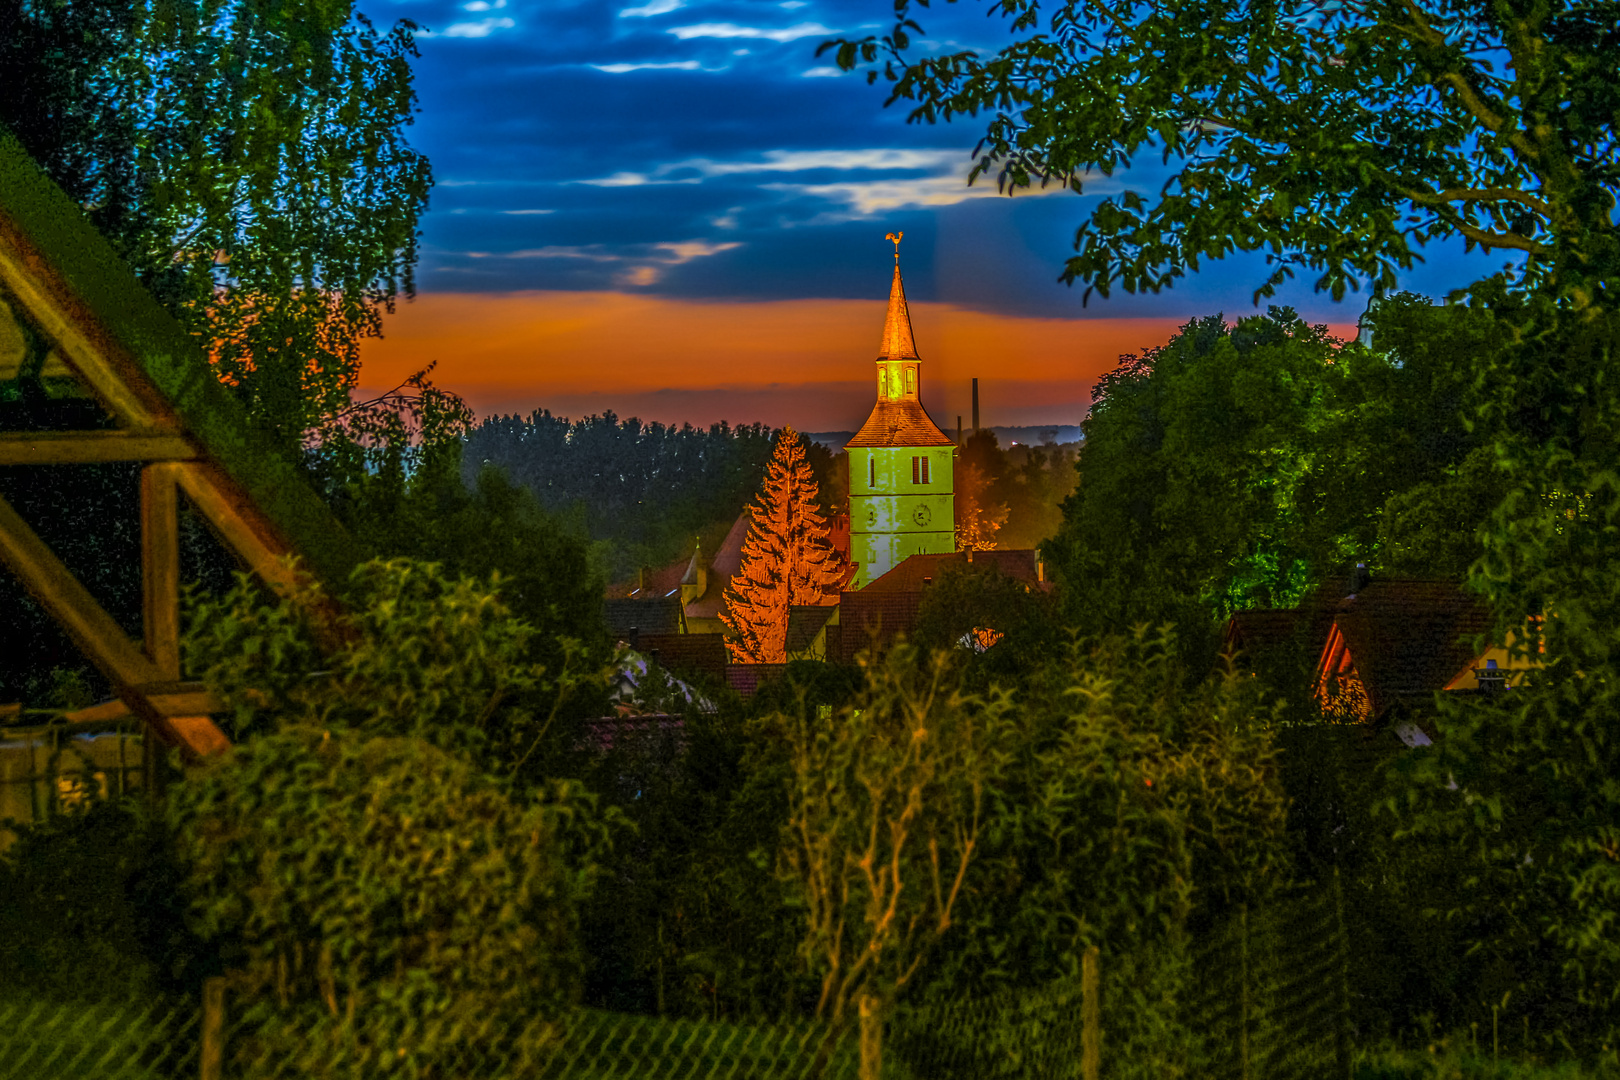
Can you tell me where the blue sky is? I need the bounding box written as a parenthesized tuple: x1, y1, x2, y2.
(361, 0, 1509, 427)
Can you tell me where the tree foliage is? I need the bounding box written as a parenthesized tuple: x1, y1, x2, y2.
(721, 428, 846, 663)
(771, 644, 1013, 1027)
(827, 0, 1620, 307)
(465, 410, 777, 579)
(1046, 302, 1497, 637)
(185, 558, 602, 785)
(0, 0, 434, 454)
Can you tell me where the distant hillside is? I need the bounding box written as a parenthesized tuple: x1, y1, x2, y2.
(803, 425, 1084, 450)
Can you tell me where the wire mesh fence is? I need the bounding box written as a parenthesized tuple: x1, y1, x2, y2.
(0, 995, 199, 1080)
(1185, 877, 1353, 1080)
(891, 977, 1087, 1080)
(219, 1004, 859, 1080)
(1, 879, 1349, 1080)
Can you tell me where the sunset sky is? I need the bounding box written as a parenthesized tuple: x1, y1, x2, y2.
(361, 0, 1509, 432)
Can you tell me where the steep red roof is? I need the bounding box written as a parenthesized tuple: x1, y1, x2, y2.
(686, 511, 751, 619)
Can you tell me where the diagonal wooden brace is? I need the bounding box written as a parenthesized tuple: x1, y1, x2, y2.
(0, 490, 229, 760)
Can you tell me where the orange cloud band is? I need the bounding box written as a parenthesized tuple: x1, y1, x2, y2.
(358, 291, 1355, 431)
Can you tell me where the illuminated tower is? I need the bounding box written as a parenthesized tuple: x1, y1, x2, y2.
(845, 234, 956, 589)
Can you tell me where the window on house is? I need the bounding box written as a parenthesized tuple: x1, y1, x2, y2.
(912, 456, 929, 484)
(878, 369, 886, 398)
(905, 367, 915, 395)
(869, 455, 876, 488)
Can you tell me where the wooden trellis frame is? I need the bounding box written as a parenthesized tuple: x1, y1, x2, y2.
(0, 129, 362, 760)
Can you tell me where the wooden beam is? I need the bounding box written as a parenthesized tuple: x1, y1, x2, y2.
(142, 463, 183, 679)
(0, 234, 167, 428)
(0, 489, 160, 689)
(0, 430, 196, 464)
(175, 460, 306, 596)
(64, 684, 218, 724)
(0, 491, 228, 759)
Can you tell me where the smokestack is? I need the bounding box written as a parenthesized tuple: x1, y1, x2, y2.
(971, 378, 980, 433)
(957, 415, 962, 443)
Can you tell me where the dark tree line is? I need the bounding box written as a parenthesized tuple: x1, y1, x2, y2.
(465, 411, 794, 579)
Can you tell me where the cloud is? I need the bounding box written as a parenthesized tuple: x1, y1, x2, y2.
(469, 245, 622, 261)
(620, 266, 662, 286)
(762, 175, 1040, 216)
(436, 16, 516, 38)
(655, 241, 743, 263)
(591, 60, 704, 73)
(459, 240, 741, 268)
(619, 0, 682, 15)
(668, 22, 834, 42)
(575, 149, 968, 189)
(579, 171, 702, 188)
(500, 209, 556, 215)
(801, 66, 843, 77)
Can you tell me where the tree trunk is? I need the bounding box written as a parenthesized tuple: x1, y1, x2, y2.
(858, 993, 882, 1080)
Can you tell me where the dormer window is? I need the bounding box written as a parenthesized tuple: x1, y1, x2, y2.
(905, 367, 915, 395)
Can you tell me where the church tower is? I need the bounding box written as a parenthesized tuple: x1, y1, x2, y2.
(845, 234, 956, 589)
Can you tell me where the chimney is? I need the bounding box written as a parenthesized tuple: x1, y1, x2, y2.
(1348, 563, 1370, 596)
(971, 378, 980, 433)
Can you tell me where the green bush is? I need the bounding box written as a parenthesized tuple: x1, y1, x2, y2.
(170, 725, 613, 1075)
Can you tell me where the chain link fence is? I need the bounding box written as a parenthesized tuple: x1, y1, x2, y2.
(1185, 878, 1353, 1080)
(219, 1005, 858, 1080)
(1, 879, 1348, 1080)
(0, 995, 198, 1080)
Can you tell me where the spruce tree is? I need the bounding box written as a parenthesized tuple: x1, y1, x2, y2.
(721, 427, 846, 663)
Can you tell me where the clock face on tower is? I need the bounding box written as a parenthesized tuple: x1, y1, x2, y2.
(912, 504, 932, 526)
(866, 505, 878, 527)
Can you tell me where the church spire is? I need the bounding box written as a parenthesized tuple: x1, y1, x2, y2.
(878, 231, 919, 360)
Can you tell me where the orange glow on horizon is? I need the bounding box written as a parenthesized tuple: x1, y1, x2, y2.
(359, 291, 1357, 431)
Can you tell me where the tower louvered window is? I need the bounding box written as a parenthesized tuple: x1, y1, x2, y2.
(912, 456, 929, 484)
(869, 456, 877, 487)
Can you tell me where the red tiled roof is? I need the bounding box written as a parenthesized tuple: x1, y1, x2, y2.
(1325, 578, 1492, 715)
(837, 589, 924, 663)
(864, 550, 1044, 592)
(1224, 589, 1340, 670)
(638, 632, 728, 685)
(845, 398, 955, 449)
(725, 663, 789, 697)
(604, 597, 685, 639)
